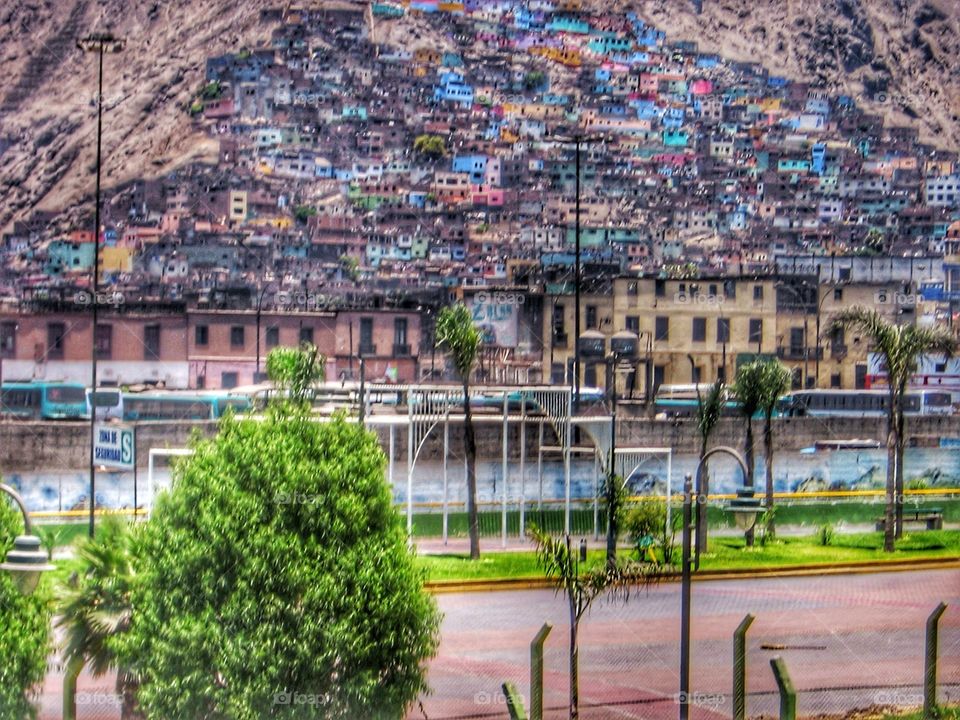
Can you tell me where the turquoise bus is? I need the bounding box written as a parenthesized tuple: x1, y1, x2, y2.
(120, 391, 251, 421)
(0, 381, 90, 420)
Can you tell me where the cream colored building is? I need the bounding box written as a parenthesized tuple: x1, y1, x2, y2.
(543, 275, 932, 398)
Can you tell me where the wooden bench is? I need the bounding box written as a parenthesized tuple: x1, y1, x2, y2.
(874, 508, 943, 531)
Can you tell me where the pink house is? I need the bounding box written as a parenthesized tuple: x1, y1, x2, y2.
(690, 79, 713, 95)
(472, 185, 505, 206)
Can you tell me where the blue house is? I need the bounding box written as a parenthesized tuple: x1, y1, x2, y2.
(452, 155, 488, 185)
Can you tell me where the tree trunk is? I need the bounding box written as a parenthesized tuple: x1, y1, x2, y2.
(117, 669, 144, 720)
(744, 416, 755, 547)
(63, 656, 83, 720)
(696, 439, 709, 555)
(569, 602, 579, 720)
(895, 410, 906, 539)
(883, 400, 897, 553)
(462, 380, 480, 560)
(763, 412, 775, 539)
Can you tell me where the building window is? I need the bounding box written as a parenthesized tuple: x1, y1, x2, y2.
(830, 373, 841, 388)
(723, 280, 736, 299)
(359, 317, 375, 355)
(625, 316, 639, 334)
(0, 321, 15, 357)
(789, 327, 805, 352)
(221, 372, 238, 389)
(585, 305, 597, 329)
(655, 316, 669, 341)
(144, 324, 161, 360)
(692, 317, 706, 342)
(834, 287, 843, 301)
(266, 326, 279, 348)
(691, 365, 702, 383)
(47, 322, 66, 360)
(230, 326, 245, 347)
(552, 304, 566, 343)
(195, 325, 209, 346)
(299, 327, 314, 345)
(655, 279, 666, 297)
(753, 285, 763, 301)
(748, 318, 763, 345)
(393, 317, 409, 355)
(94, 324, 112, 360)
(717, 317, 730, 344)
(627, 281, 638, 296)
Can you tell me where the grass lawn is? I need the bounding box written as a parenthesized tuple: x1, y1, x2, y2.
(418, 530, 960, 583)
(884, 708, 959, 720)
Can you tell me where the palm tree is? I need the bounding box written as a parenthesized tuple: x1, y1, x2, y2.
(265, 342, 325, 406)
(57, 516, 139, 720)
(528, 525, 663, 720)
(832, 308, 956, 551)
(692, 375, 725, 554)
(732, 362, 763, 546)
(756, 360, 792, 538)
(435, 303, 483, 560)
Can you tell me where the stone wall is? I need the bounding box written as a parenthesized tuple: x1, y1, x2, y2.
(1, 414, 958, 473)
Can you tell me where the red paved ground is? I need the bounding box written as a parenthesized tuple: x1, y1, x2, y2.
(37, 567, 960, 719)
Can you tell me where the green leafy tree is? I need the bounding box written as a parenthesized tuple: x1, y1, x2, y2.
(435, 303, 482, 559)
(413, 134, 447, 160)
(0, 499, 51, 719)
(115, 406, 440, 718)
(293, 205, 317, 224)
(692, 377, 725, 553)
(265, 343, 325, 405)
(58, 517, 139, 720)
(755, 360, 792, 538)
(522, 70, 545, 91)
(529, 525, 663, 720)
(831, 308, 956, 550)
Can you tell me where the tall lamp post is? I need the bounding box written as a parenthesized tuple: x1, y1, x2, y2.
(78, 32, 124, 539)
(680, 446, 752, 720)
(0, 483, 55, 595)
(553, 133, 606, 410)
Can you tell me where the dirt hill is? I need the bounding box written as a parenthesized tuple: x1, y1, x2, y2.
(1, 0, 958, 234)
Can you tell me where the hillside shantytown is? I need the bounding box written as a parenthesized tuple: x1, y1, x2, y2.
(2, 1, 959, 395)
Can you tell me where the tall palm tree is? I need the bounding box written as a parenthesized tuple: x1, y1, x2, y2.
(832, 308, 956, 551)
(732, 362, 763, 546)
(756, 360, 792, 538)
(693, 376, 725, 554)
(436, 303, 483, 560)
(57, 516, 139, 720)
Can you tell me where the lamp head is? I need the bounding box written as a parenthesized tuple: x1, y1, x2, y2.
(725, 488, 764, 532)
(1, 535, 55, 595)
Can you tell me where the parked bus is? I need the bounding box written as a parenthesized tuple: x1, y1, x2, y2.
(0, 381, 90, 420)
(653, 383, 740, 418)
(121, 390, 251, 421)
(86, 387, 124, 421)
(783, 389, 953, 417)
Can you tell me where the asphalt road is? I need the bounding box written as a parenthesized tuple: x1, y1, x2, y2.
(39, 568, 960, 720)
(420, 568, 960, 720)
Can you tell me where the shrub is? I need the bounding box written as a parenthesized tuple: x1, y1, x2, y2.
(815, 523, 834, 547)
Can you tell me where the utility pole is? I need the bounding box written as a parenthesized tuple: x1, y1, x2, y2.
(78, 32, 124, 538)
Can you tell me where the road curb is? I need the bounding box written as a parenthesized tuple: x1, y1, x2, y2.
(424, 556, 960, 593)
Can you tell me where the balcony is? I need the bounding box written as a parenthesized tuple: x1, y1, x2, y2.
(392, 343, 410, 357)
(776, 346, 824, 361)
(552, 332, 568, 348)
(358, 342, 377, 357)
(830, 344, 848, 360)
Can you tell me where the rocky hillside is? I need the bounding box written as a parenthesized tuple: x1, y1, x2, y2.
(632, 0, 960, 148)
(1, 0, 958, 235)
(0, 0, 278, 234)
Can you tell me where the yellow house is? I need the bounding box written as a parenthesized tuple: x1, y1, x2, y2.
(99, 246, 133, 273)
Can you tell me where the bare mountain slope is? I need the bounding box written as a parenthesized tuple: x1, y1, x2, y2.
(631, 0, 960, 148)
(0, 0, 278, 233)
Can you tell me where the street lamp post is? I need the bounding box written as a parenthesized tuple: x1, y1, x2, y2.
(0, 483, 55, 595)
(680, 446, 750, 720)
(78, 32, 124, 539)
(553, 133, 606, 410)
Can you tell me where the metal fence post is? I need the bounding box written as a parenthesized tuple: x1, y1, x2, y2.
(770, 657, 796, 720)
(733, 614, 755, 720)
(925, 602, 948, 719)
(531, 622, 552, 720)
(503, 682, 529, 720)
